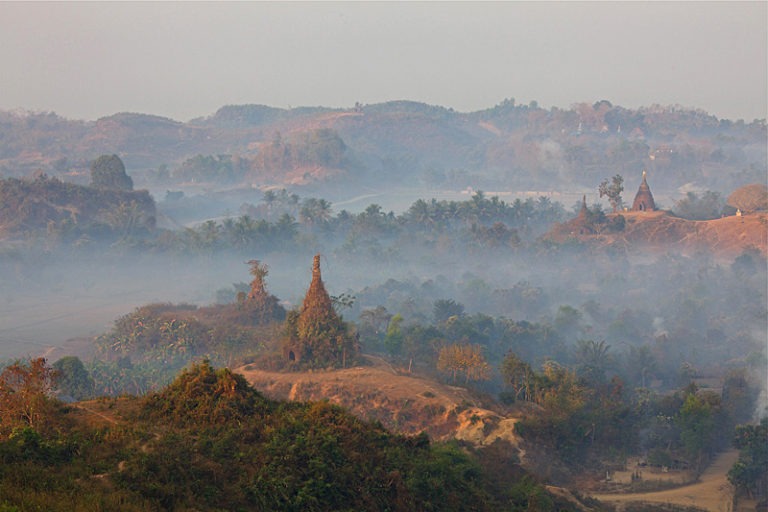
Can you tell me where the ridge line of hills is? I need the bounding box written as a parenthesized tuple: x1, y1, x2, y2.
(11, 97, 766, 125)
(2, 99, 765, 195)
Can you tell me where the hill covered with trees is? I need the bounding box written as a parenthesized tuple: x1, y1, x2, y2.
(0, 174, 155, 241)
(0, 359, 582, 511)
(1, 100, 764, 194)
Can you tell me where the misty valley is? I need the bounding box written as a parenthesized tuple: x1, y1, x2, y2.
(0, 100, 766, 512)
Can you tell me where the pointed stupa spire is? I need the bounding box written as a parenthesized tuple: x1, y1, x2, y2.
(304, 254, 330, 309)
(576, 195, 588, 219)
(284, 253, 355, 365)
(631, 169, 656, 212)
(298, 254, 336, 330)
(312, 254, 321, 280)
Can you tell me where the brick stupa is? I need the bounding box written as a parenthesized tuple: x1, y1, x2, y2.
(296, 254, 338, 339)
(631, 170, 656, 212)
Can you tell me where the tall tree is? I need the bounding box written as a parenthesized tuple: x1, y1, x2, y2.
(384, 314, 404, 355)
(500, 352, 535, 401)
(433, 299, 465, 324)
(728, 419, 768, 499)
(0, 358, 59, 433)
(677, 393, 716, 470)
(358, 306, 392, 338)
(574, 339, 612, 384)
(598, 174, 624, 212)
(438, 344, 490, 383)
(52, 356, 94, 401)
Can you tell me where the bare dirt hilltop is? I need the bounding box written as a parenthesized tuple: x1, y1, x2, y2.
(551, 211, 767, 259)
(236, 356, 524, 450)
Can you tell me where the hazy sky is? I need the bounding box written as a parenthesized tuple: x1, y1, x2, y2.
(1, 2, 766, 122)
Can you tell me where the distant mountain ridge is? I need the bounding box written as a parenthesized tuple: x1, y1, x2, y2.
(0, 100, 765, 194)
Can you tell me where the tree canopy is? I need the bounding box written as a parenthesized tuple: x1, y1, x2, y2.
(598, 174, 624, 212)
(90, 154, 133, 191)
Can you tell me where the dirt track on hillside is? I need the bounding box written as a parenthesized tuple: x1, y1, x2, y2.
(589, 449, 738, 512)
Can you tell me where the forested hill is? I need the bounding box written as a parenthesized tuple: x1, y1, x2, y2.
(0, 360, 584, 512)
(0, 100, 765, 193)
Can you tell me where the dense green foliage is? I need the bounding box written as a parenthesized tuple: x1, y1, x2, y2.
(672, 191, 726, 220)
(0, 358, 61, 436)
(516, 374, 752, 469)
(52, 356, 94, 401)
(0, 362, 565, 511)
(579, 204, 626, 233)
(0, 174, 155, 239)
(598, 174, 624, 212)
(353, 248, 765, 386)
(355, 260, 762, 469)
(727, 418, 768, 498)
(91, 300, 282, 395)
(253, 129, 351, 171)
(148, 191, 568, 260)
(173, 153, 246, 184)
(505, 358, 757, 469)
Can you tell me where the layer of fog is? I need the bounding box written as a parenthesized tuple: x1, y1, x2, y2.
(2, 235, 764, 364)
(1, 178, 766, 423)
(155, 184, 684, 229)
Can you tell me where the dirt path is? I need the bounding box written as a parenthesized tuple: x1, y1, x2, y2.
(589, 449, 739, 512)
(70, 401, 160, 474)
(71, 403, 120, 425)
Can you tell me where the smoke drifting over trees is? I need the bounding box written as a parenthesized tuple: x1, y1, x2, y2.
(0, 99, 765, 509)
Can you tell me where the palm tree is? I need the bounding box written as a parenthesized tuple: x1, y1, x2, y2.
(274, 214, 298, 248)
(299, 198, 334, 228)
(406, 199, 431, 231)
(575, 339, 613, 383)
(198, 220, 220, 250)
(228, 215, 257, 249)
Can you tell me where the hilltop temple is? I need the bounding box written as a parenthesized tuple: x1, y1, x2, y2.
(283, 254, 356, 366)
(631, 170, 656, 212)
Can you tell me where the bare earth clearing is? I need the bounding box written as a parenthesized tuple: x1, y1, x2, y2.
(553, 211, 767, 259)
(236, 356, 525, 451)
(616, 211, 767, 258)
(588, 449, 738, 512)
